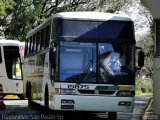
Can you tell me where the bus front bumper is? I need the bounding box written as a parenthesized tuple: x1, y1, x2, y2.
(54, 95, 134, 112)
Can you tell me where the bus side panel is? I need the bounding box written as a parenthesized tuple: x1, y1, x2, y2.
(24, 51, 54, 107)
(0, 46, 13, 94)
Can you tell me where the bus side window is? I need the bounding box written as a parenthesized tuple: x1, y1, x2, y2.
(25, 39, 28, 56)
(32, 34, 36, 53)
(27, 38, 30, 55)
(45, 25, 50, 48)
(29, 37, 32, 54)
(36, 32, 40, 51)
(4, 46, 22, 80)
(49, 43, 56, 83)
(12, 57, 22, 80)
(51, 21, 56, 40)
(41, 29, 45, 50)
(34, 34, 37, 52)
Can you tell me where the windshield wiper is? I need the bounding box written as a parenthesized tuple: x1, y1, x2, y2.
(77, 59, 93, 84)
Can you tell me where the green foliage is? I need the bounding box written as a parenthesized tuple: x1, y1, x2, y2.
(3, 0, 44, 41)
(136, 34, 154, 78)
(136, 77, 153, 94)
(0, 0, 15, 16)
(69, 0, 131, 12)
(0, 0, 134, 41)
(0, 0, 16, 36)
(136, 34, 154, 95)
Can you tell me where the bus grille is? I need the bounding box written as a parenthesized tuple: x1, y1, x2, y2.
(78, 90, 116, 95)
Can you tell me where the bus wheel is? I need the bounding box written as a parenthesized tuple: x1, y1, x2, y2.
(18, 94, 25, 100)
(108, 112, 117, 120)
(44, 85, 49, 108)
(28, 83, 32, 107)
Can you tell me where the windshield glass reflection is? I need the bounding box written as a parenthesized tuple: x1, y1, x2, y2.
(59, 41, 134, 84)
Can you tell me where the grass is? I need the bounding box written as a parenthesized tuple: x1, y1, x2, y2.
(135, 91, 153, 96)
(135, 77, 153, 96)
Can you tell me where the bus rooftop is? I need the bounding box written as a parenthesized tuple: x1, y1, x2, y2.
(27, 12, 132, 38)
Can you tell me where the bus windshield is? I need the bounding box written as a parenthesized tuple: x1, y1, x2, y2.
(59, 41, 134, 85)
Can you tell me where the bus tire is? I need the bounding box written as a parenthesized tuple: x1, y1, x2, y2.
(18, 94, 25, 100)
(28, 82, 32, 107)
(108, 112, 117, 120)
(44, 85, 49, 108)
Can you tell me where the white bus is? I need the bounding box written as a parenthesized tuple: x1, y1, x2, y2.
(0, 39, 24, 99)
(23, 12, 144, 119)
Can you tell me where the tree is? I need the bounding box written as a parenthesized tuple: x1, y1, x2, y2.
(0, 0, 15, 16)
(136, 34, 154, 78)
(0, 0, 16, 36)
(1, 0, 132, 41)
(3, 0, 44, 41)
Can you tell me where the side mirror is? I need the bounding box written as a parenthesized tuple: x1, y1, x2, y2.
(138, 51, 144, 67)
(136, 46, 144, 68)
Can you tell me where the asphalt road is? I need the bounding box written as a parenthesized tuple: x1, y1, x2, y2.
(0, 96, 151, 120)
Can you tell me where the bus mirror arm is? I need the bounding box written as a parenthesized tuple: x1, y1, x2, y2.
(135, 67, 141, 71)
(136, 46, 144, 68)
(136, 46, 142, 51)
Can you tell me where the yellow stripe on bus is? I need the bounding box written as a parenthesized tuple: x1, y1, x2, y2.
(119, 86, 131, 91)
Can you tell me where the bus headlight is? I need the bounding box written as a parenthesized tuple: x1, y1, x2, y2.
(60, 89, 77, 95)
(118, 101, 131, 106)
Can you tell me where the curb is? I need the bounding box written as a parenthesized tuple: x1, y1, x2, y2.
(142, 97, 153, 119)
